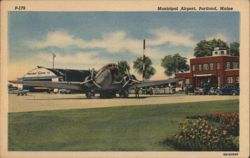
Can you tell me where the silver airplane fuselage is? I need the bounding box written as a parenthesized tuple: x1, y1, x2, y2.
(94, 63, 118, 89)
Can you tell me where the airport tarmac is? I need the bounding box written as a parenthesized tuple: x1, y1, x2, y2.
(8, 93, 239, 113)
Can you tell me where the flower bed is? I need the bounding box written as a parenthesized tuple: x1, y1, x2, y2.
(166, 112, 239, 151)
(187, 112, 239, 136)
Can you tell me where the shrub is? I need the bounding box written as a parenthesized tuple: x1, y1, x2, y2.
(187, 112, 239, 136)
(166, 119, 238, 151)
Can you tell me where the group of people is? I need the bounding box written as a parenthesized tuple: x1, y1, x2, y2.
(134, 87, 155, 97)
(183, 79, 212, 95)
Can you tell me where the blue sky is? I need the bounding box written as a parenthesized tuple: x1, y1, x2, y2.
(8, 12, 239, 80)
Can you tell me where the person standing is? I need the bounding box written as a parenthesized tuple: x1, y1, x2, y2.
(135, 86, 139, 98)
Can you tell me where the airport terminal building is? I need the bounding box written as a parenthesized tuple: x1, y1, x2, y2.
(17, 66, 90, 92)
(175, 48, 239, 88)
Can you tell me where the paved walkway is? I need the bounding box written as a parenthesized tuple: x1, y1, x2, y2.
(8, 93, 239, 113)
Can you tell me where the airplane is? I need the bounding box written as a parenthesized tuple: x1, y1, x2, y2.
(9, 63, 184, 99)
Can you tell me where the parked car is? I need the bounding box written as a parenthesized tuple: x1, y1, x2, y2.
(209, 87, 218, 95)
(58, 89, 71, 94)
(9, 89, 29, 96)
(216, 85, 239, 95)
(194, 87, 204, 95)
(194, 86, 211, 95)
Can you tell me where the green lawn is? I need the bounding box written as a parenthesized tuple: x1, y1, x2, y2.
(9, 100, 239, 151)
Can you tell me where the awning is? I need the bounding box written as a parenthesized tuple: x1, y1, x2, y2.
(193, 74, 215, 77)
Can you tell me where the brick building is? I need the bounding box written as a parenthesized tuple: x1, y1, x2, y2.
(175, 48, 239, 88)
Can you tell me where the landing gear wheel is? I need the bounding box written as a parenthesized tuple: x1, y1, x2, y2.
(119, 90, 129, 98)
(86, 92, 94, 99)
(86, 92, 91, 99)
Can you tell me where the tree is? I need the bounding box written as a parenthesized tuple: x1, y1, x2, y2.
(133, 56, 156, 79)
(194, 40, 211, 57)
(194, 39, 229, 57)
(229, 42, 239, 56)
(114, 61, 131, 81)
(161, 53, 189, 76)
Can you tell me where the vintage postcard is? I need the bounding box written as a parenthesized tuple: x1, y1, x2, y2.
(0, 0, 249, 158)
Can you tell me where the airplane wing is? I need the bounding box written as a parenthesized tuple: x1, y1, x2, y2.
(9, 78, 184, 92)
(128, 78, 184, 89)
(9, 80, 87, 91)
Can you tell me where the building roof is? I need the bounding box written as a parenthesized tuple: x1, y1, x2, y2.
(190, 55, 239, 60)
(22, 66, 91, 82)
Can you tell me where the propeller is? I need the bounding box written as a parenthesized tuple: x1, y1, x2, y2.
(81, 68, 102, 88)
(122, 68, 140, 88)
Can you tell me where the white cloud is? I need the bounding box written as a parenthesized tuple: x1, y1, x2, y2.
(29, 28, 196, 56)
(148, 27, 196, 47)
(29, 30, 82, 48)
(29, 30, 142, 55)
(83, 31, 142, 54)
(36, 52, 110, 69)
(206, 33, 231, 42)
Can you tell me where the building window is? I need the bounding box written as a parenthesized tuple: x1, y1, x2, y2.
(199, 64, 202, 71)
(203, 64, 209, 70)
(214, 51, 218, 55)
(236, 77, 239, 83)
(233, 62, 239, 69)
(221, 51, 224, 55)
(226, 62, 231, 69)
(217, 63, 220, 69)
(210, 63, 214, 70)
(227, 77, 233, 84)
(192, 65, 195, 71)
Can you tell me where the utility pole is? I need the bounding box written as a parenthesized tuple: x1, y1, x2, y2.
(52, 53, 56, 69)
(142, 39, 146, 81)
